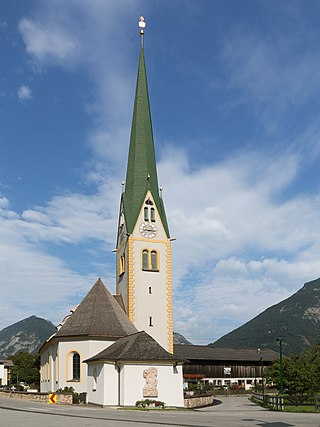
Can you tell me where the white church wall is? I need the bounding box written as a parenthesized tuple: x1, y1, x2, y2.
(132, 241, 170, 351)
(87, 362, 118, 406)
(129, 191, 171, 352)
(120, 363, 184, 407)
(41, 338, 115, 394)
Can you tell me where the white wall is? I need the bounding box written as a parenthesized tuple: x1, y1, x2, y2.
(87, 362, 119, 406)
(121, 363, 184, 407)
(40, 338, 115, 393)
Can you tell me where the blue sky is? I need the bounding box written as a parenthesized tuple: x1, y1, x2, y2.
(1, 0, 320, 344)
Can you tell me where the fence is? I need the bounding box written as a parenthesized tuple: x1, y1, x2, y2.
(252, 391, 320, 411)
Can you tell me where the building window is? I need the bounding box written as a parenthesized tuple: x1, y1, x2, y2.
(73, 353, 80, 381)
(142, 250, 159, 272)
(144, 207, 149, 221)
(142, 250, 149, 270)
(150, 207, 155, 222)
(119, 254, 125, 275)
(148, 286, 152, 294)
(149, 316, 153, 327)
(55, 353, 59, 383)
(151, 250, 158, 270)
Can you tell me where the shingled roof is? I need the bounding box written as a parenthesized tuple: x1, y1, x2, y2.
(174, 345, 279, 362)
(55, 278, 137, 339)
(85, 331, 185, 363)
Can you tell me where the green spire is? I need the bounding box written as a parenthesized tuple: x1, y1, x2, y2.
(123, 45, 169, 237)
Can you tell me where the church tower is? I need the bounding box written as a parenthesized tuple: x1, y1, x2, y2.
(116, 17, 173, 353)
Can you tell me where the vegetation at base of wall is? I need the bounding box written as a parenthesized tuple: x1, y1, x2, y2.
(56, 386, 79, 404)
(8, 351, 40, 387)
(135, 399, 165, 408)
(266, 342, 320, 398)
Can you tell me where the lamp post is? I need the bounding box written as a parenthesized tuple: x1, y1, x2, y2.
(257, 349, 264, 398)
(276, 337, 284, 395)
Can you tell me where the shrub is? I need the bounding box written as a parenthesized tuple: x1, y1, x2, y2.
(135, 399, 165, 408)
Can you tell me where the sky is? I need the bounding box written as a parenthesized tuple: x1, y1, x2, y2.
(1, 0, 320, 345)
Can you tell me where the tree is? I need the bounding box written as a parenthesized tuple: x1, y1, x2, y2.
(9, 352, 40, 386)
(267, 341, 320, 399)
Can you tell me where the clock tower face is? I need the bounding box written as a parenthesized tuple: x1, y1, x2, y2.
(139, 222, 157, 238)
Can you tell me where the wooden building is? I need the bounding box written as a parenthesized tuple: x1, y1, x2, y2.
(174, 345, 279, 390)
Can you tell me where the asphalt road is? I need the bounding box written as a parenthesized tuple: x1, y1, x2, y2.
(0, 395, 319, 427)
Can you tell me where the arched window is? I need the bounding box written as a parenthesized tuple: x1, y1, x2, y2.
(142, 250, 159, 271)
(150, 207, 155, 222)
(119, 254, 125, 275)
(144, 207, 149, 221)
(151, 250, 158, 271)
(73, 353, 80, 381)
(55, 353, 59, 383)
(142, 250, 149, 270)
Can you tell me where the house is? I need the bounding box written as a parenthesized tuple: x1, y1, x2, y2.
(0, 360, 13, 387)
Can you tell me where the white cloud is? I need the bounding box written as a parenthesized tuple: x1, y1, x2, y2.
(17, 85, 33, 101)
(18, 18, 80, 67)
(9, 1, 320, 345)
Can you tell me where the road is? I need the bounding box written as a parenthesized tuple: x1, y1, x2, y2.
(0, 395, 319, 426)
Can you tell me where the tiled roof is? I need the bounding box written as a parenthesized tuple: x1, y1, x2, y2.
(85, 331, 185, 363)
(55, 278, 137, 339)
(174, 345, 279, 362)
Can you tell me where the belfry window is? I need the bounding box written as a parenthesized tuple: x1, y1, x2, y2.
(144, 199, 155, 223)
(150, 207, 155, 222)
(151, 250, 158, 270)
(144, 207, 149, 221)
(142, 250, 149, 270)
(142, 249, 159, 272)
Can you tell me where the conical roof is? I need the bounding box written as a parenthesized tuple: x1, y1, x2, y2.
(55, 278, 137, 339)
(85, 331, 185, 363)
(123, 45, 169, 237)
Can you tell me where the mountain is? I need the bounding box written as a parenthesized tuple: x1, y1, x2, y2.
(0, 315, 56, 358)
(210, 278, 320, 356)
(173, 332, 192, 345)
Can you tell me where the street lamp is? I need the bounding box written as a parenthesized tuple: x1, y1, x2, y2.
(257, 349, 264, 398)
(276, 337, 284, 395)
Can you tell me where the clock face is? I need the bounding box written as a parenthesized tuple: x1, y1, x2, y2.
(139, 222, 157, 238)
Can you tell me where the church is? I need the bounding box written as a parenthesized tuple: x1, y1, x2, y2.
(39, 18, 185, 407)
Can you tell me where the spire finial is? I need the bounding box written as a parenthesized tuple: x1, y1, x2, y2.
(139, 16, 146, 48)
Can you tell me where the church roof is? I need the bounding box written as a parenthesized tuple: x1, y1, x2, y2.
(123, 45, 169, 237)
(55, 278, 137, 339)
(85, 331, 184, 363)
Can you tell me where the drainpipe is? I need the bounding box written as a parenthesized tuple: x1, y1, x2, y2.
(115, 363, 121, 406)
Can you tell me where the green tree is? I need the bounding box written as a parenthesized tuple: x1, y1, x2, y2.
(9, 352, 40, 386)
(267, 341, 320, 399)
